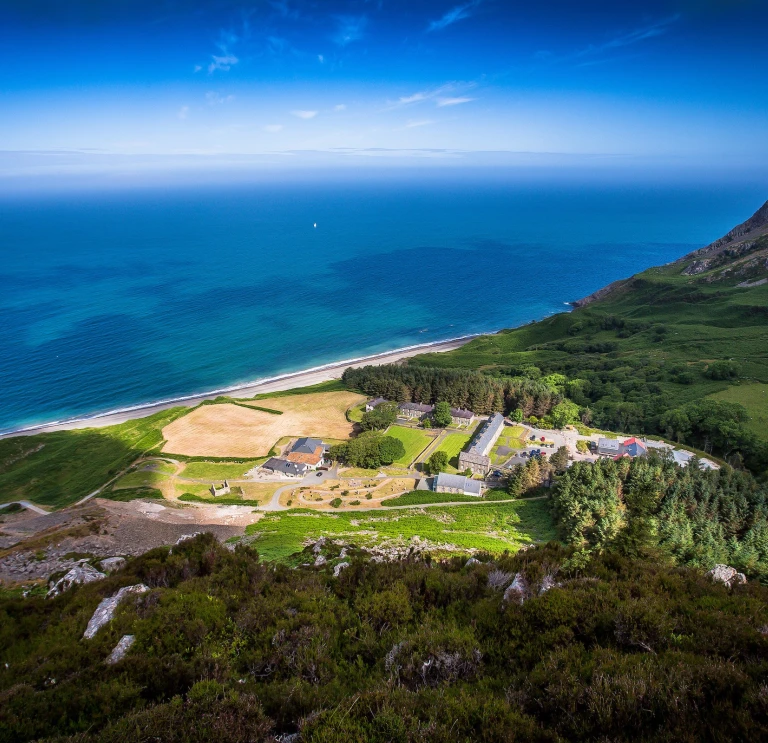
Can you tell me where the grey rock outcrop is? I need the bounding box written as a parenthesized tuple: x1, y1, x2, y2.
(47, 564, 105, 599)
(312, 537, 326, 554)
(99, 557, 126, 573)
(465, 557, 482, 567)
(333, 561, 350, 577)
(106, 634, 136, 665)
(314, 554, 327, 567)
(83, 584, 148, 639)
(706, 564, 747, 589)
(503, 573, 529, 605)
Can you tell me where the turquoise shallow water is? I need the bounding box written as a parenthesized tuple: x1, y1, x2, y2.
(0, 175, 764, 432)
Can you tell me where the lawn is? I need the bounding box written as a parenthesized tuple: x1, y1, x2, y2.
(490, 425, 527, 465)
(180, 461, 263, 480)
(385, 425, 435, 466)
(0, 408, 187, 509)
(162, 390, 365, 458)
(433, 432, 471, 469)
(707, 382, 768, 439)
(245, 498, 556, 561)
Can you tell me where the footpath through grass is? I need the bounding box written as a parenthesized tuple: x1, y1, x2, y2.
(0, 408, 187, 509)
(385, 425, 434, 466)
(246, 498, 556, 561)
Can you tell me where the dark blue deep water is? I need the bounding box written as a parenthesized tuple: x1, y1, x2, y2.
(0, 176, 764, 432)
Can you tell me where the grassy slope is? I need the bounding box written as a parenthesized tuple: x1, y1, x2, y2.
(246, 498, 556, 561)
(0, 408, 187, 509)
(412, 258, 768, 420)
(708, 382, 768, 438)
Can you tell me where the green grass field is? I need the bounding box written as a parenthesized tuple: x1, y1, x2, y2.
(708, 382, 768, 438)
(246, 498, 555, 561)
(385, 425, 435, 466)
(180, 461, 262, 480)
(111, 469, 171, 491)
(0, 408, 187, 509)
(432, 432, 471, 469)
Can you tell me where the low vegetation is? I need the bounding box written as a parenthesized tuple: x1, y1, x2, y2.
(246, 499, 555, 561)
(2, 534, 768, 742)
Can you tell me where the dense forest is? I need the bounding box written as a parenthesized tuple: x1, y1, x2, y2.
(2, 533, 768, 742)
(551, 453, 768, 580)
(342, 365, 563, 418)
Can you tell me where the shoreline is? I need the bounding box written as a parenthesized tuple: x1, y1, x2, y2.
(0, 333, 482, 438)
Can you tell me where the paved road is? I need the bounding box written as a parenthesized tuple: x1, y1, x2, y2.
(0, 500, 49, 515)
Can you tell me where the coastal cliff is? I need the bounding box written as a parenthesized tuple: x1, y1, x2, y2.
(571, 198, 768, 306)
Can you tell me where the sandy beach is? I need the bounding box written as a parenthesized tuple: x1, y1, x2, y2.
(2, 335, 476, 438)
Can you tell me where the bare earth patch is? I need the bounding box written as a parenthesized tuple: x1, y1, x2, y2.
(161, 392, 365, 457)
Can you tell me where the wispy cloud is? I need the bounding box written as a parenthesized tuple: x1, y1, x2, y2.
(177, 106, 189, 120)
(291, 110, 318, 119)
(427, 1, 481, 33)
(437, 96, 474, 107)
(206, 91, 235, 105)
(385, 83, 476, 110)
(269, 0, 301, 20)
(333, 15, 367, 46)
(263, 124, 284, 132)
(208, 54, 238, 73)
(318, 54, 325, 63)
(334, 104, 347, 111)
(405, 119, 435, 128)
(578, 14, 681, 58)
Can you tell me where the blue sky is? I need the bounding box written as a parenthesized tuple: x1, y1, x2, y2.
(1, 0, 767, 167)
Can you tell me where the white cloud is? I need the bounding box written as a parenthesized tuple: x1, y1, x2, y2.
(334, 104, 347, 111)
(437, 96, 474, 106)
(333, 15, 367, 46)
(193, 65, 202, 73)
(405, 119, 435, 128)
(318, 54, 325, 63)
(291, 110, 318, 119)
(263, 124, 284, 132)
(206, 91, 235, 105)
(427, 1, 481, 33)
(208, 54, 238, 73)
(177, 106, 190, 120)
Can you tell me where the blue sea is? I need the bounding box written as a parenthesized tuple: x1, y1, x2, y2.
(1, 174, 765, 433)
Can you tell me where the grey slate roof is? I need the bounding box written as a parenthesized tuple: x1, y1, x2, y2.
(399, 402, 434, 413)
(450, 407, 474, 419)
(292, 437, 326, 455)
(598, 438, 621, 454)
(262, 458, 308, 476)
(367, 397, 389, 409)
(434, 472, 482, 496)
(468, 413, 506, 456)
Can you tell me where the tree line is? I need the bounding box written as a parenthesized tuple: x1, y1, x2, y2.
(550, 453, 768, 580)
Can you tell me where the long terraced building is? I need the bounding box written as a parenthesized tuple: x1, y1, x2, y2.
(458, 412, 506, 476)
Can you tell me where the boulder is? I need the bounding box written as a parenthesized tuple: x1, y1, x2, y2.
(314, 554, 327, 567)
(333, 561, 350, 577)
(106, 635, 135, 665)
(706, 564, 747, 589)
(83, 584, 148, 639)
(503, 573, 528, 605)
(99, 557, 126, 574)
(47, 564, 105, 599)
(465, 557, 482, 567)
(312, 537, 326, 554)
(169, 533, 202, 554)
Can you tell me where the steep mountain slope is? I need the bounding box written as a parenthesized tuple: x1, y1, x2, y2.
(410, 200, 768, 470)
